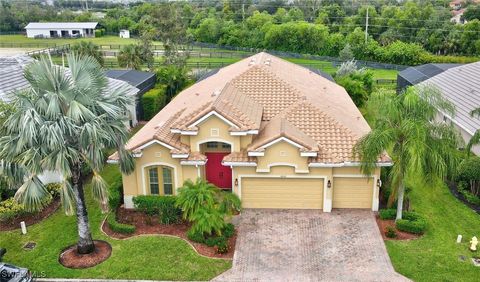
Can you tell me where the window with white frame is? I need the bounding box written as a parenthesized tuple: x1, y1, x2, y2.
(162, 167, 173, 195)
(149, 167, 159, 195)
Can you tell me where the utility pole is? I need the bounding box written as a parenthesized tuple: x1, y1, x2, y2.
(85, 0, 89, 12)
(242, 3, 245, 23)
(365, 6, 369, 44)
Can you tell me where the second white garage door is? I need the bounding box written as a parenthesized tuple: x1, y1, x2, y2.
(333, 177, 373, 209)
(241, 178, 324, 209)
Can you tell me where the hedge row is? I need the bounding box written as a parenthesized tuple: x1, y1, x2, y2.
(378, 209, 427, 234)
(106, 213, 136, 234)
(133, 195, 182, 224)
(141, 85, 167, 120)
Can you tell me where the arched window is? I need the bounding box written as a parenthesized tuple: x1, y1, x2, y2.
(147, 166, 174, 195)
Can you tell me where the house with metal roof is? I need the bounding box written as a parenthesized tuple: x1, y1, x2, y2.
(25, 22, 98, 38)
(418, 62, 480, 155)
(109, 53, 391, 211)
(105, 70, 156, 120)
(397, 63, 463, 93)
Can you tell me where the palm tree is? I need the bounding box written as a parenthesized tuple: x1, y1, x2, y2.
(176, 178, 218, 221)
(355, 86, 461, 220)
(467, 107, 480, 154)
(117, 44, 143, 70)
(0, 54, 134, 254)
(70, 41, 104, 66)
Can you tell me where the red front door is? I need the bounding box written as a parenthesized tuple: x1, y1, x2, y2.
(205, 152, 232, 189)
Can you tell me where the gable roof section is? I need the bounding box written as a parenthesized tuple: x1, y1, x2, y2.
(170, 82, 263, 133)
(398, 63, 462, 86)
(248, 117, 319, 152)
(419, 62, 480, 135)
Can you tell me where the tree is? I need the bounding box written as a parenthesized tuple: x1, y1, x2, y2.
(157, 65, 191, 101)
(467, 107, 480, 154)
(176, 178, 218, 221)
(71, 41, 104, 66)
(339, 43, 354, 61)
(117, 44, 143, 70)
(463, 5, 480, 21)
(355, 86, 462, 220)
(0, 54, 134, 254)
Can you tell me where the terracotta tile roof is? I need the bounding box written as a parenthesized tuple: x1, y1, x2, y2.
(171, 82, 263, 132)
(248, 117, 319, 152)
(114, 52, 382, 164)
(183, 152, 206, 162)
(232, 65, 301, 120)
(284, 101, 358, 162)
(223, 151, 256, 163)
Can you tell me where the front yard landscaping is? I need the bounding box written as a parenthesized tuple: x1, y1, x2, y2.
(0, 164, 231, 280)
(385, 180, 480, 281)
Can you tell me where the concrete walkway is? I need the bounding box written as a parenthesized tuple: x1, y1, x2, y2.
(214, 209, 410, 282)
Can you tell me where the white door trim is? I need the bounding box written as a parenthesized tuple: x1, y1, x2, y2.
(238, 175, 329, 212)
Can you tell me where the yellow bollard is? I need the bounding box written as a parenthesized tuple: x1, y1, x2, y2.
(470, 236, 478, 251)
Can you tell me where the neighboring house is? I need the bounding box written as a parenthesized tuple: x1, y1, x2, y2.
(25, 22, 98, 38)
(418, 62, 480, 155)
(119, 29, 130, 39)
(451, 9, 467, 24)
(450, 0, 464, 10)
(397, 63, 463, 93)
(0, 55, 139, 127)
(105, 69, 156, 121)
(109, 53, 391, 212)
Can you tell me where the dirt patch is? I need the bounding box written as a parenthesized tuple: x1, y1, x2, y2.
(0, 198, 61, 231)
(59, 240, 112, 269)
(375, 216, 421, 241)
(102, 208, 236, 259)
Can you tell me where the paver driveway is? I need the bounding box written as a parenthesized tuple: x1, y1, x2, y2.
(214, 209, 409, 282)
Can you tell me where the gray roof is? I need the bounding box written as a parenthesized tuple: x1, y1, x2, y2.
(25, 22, 98, 29)
(105, 70, 156, 92)
(419, 62, 480, 135)
(399, 63, 463, 85)
(0, 55, 138, 103)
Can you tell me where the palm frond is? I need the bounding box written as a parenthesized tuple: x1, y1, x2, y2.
(59, 181, 76, 216)
(91, 171, 108, 212)
(466, 130, 480, 156)
(14, 175, 48, 212)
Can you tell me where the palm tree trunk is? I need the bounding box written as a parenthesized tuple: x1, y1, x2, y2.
(396, 180, 405, 221)
(72, 165, 95, 254)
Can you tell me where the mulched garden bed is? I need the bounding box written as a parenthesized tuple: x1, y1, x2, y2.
(375, 215, 421, 241)
(0, 198, 61, 231)
(59, 240, 112, 269)
(447, 181, 480, 215)
(102, 208, 236, 259)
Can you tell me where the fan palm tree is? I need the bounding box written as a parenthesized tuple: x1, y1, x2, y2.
(355, 86, 462, 220)
(117, 44, 143, 70)
(0, 54, 134, 254)
(466, 107, 480, 154)
(71, 41, 104, 66)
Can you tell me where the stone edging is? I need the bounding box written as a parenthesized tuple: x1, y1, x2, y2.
(36, 279, 169, 282)
(99, 217, 232, 261)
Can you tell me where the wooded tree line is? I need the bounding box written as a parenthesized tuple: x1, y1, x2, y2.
(1, 0, 480, 64)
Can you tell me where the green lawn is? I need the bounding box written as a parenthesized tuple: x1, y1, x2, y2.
(0, 35, 141, 47)
(386, 180, 480, 281)
(0, 163, 231, 280)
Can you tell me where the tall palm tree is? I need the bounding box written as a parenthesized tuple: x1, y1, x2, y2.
(0, 54, 134, 254)
(117, 44, 143, 70)
(70, 41, 104, 66)
(355, 86, 462, 220)
(467, 107, 480, 154)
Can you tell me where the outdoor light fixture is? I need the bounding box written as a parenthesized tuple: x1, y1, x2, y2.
(327, 180, 331, 188)
(234, 178, 238, 186)
(377, 179, 382, 188)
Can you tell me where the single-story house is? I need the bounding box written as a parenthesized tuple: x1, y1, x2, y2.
(451, 9, 467, 24)
(105, 69, 156, 121)
(397, 63, 463, 93)
(109, 53, 391, 212)
(25, 22, 98, 38)
(418, 62, 480, 155)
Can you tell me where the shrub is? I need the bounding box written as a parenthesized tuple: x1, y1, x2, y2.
(216, 239, 229, 254)
(108, 177, 123, 211)
(95, 29, 103, 37)
(223, 223, 235, 238)
(396, 212, 427, 234)
(141, 85, 167, 120)
(385, 226, 397, 238)
(187, 228, 205, 243)
(45, 183, 62, 198)
(133, 195, 182, 224)
(379, 209, 397, 220)
(106, 213, 136, 234)
(0, 198, 26, 221)
(456, 157, 480, 197)
(218, 192, 241, 217)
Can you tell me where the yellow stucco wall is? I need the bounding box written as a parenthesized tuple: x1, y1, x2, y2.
(189, 115, 241, 152)
(256, 141, 309, 173)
